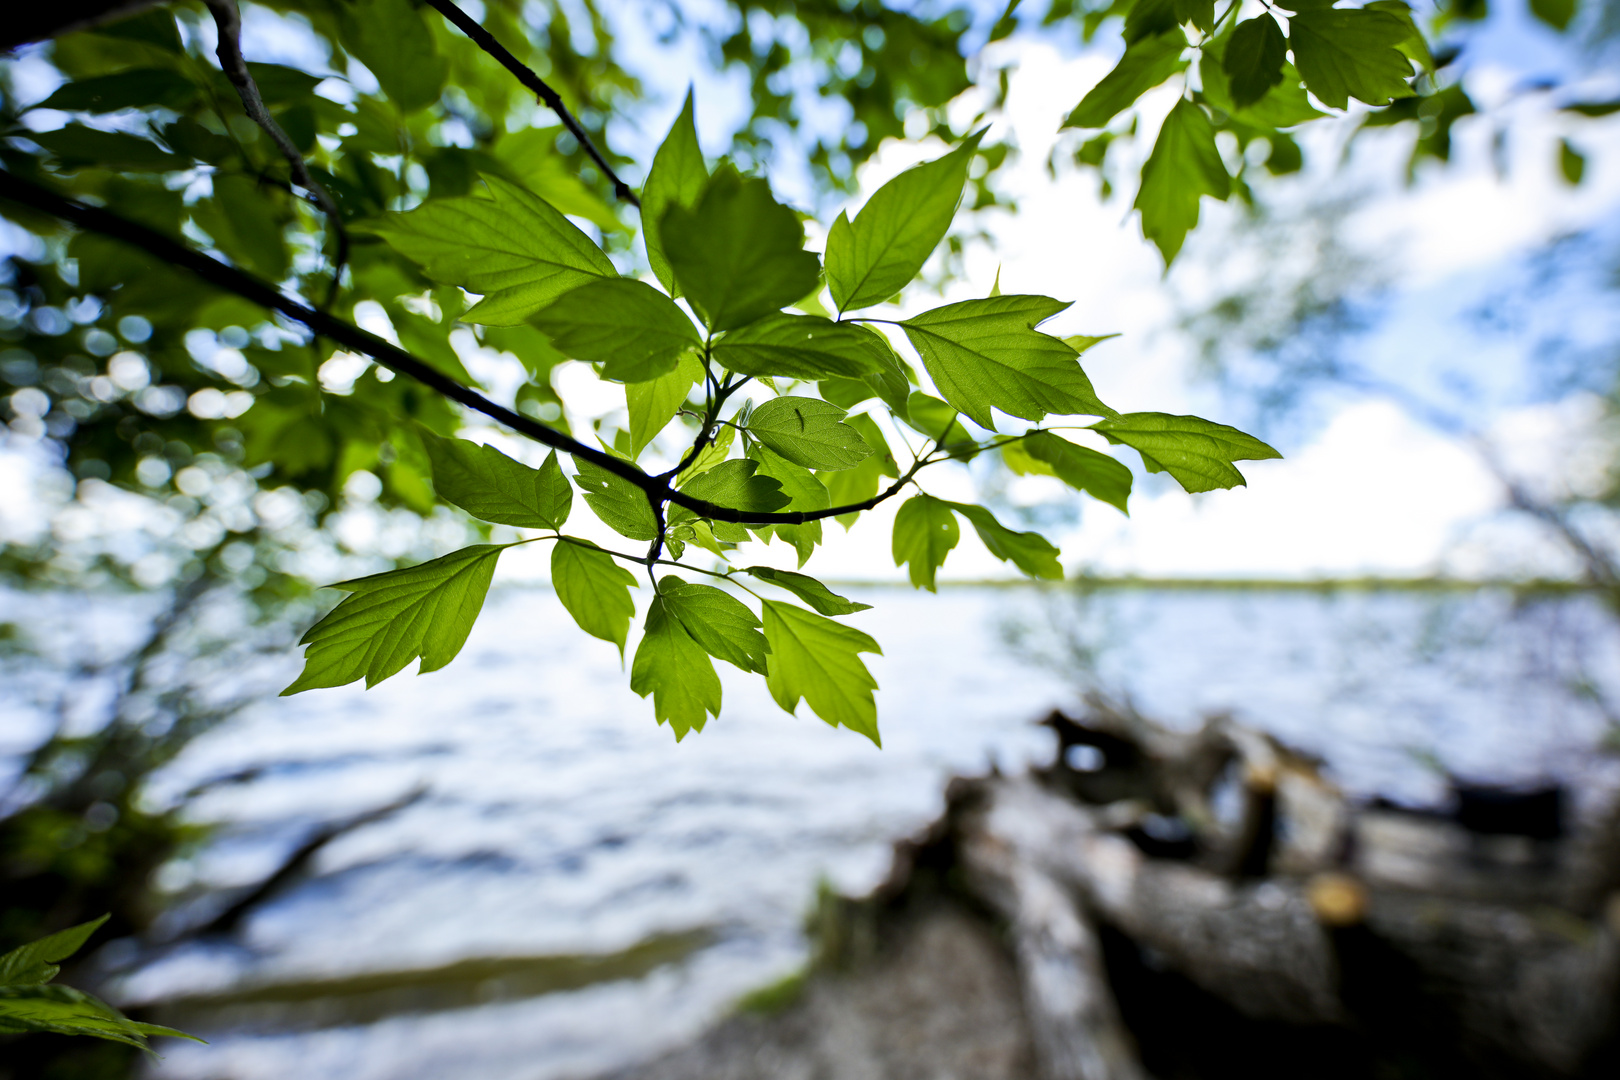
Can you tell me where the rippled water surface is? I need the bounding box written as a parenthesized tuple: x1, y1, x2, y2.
(12, 584, 1619, 1080)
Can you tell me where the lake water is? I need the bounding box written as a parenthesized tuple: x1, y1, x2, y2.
(11, 583, 1620, 1080)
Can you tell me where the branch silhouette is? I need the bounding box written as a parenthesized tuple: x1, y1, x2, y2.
(424, 0, 641, 209)
(0, 170, 924, 527)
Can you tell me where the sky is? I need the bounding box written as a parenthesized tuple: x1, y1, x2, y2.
(4, 0, 1620, 584)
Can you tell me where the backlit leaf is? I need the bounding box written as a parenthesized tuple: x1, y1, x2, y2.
(1012, 431, 1133, 514)
(532, 278, 701, 384)
(712, 314, 890, 380)
(1223, 15, 1288, 109)
(0, 916, 107, 986)
(641, 90, 708, 297)
(362, 176, 615, 325)
(660, 576, 769, 674)
(627, 353, 703, 459)
(552, 538, 639, 655)
(284, 545, 508, 693)
(662, 166, 821, 332)
(573, 458, 659, 540)
(678, 458, 791, 514)
(1063, 30, 1188, 130)
(1092, 412, 1281, 492)
(742, 567, 873, 615)
(761, 601, 882, 743)
(825, 131, 985, 312)
(422, 433, 571, 529)
(335, 0, 447, 113)
(747, 397, 874, 471)
(630, 596, 721, 739)
(901, 295, 1114, 428)
(944, 501, 1063, 579)
(1289, 7, 1414, 111)
(892, 494, 960, 591)
(0, 985, 199, 1049)
(1135, 98, 1229, 265)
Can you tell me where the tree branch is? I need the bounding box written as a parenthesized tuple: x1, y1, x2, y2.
(202, 0, 348, 306)
(0, 169, 920, 526)
(424, 0, 641, 209)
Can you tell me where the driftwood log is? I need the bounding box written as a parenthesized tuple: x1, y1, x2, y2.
(620, 702, 1620, 1080)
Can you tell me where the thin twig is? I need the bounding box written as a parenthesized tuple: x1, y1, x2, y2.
(203, 0, 349, 306)
(0, 171, 924, 526)
(424, 0, 641, 208)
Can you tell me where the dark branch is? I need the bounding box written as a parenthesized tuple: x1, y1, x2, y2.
(424, 0, 641, 209)
(0, 170, 919, 526)
(203, 0, 348, 306)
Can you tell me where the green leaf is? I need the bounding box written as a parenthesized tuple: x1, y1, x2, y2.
(1223, 15, 1288, 109)
(901, 296, 1113, 429)
(421, 434, 571, 529)
(824, 131, 985, 312)
(531, 278, 701, 383)
(573, 458, 660, 540)
(627, 353, 703, 459)
(748, 446, 830, 566)
(822, 413, 899, 526)
(761, 601, 882, 744)
(552, 539, 639, 655)
(944, 502, 1064, 579)
(642, 90, 708, 297)
(660, 576, 769, 674)
(712, 314, 890, 380)
(1365, 1, 1436, 71)
(0, 916, 107, 986)
(283, 545, 508, 693)
(1063, 30, 1188, 130)
(678, 459, 791, 514)
(361, 177, 616, 326)
(35, 68, 197, 113)
(1237, 67, 1328, 128)
(1064, 333, 1121, 354)
(662, 166, 822, 332)
(630, 596, 721, 739)
(0, 985, 199, 1049)
(1091, 412, 1281, 492)
(677, 422, 735, 482)
(1011, 431, 1133, 514)
(746, 397, 874, 471)
(1529, 0, 1576, 29)
(1134, 98, 1230, 265)
(336, 0, 447, 113)
(28, 126, 187, 171)
(1289, 7, 1414, 111)
(892, 494, 960, 591)
(741, 567, 872, 615)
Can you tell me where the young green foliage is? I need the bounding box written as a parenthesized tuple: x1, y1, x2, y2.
(1287, 6, 1415, 111)
(421, 434, 572, 529)
(1092, 413, 1282, 492)
(746, 397, 874, 471)
(284, 545, 510, 693)
(530, 278, 701, 384)
(741, 567, 873, 615)
(1004, 431, 1134, 514)
(641, 90, 708, 298)
(631, 595, 722, 739)
(362, 176, 615, 326)
(711, 315, 889, 380)
(825, 131, 984, 312)
(892, 493, 960, 591)
(552, 539, 639, 655)
(901, 295, 1114, 429)
(0, 919, 200, 1051)
(1064, 30, 1188, 130)
(627, 353, 704, 459)
(662, 167, 821, 332)
(573, 458, 661, 540)
(761, 600, 883, 745)
(1135, 99, 1231, 265)
(659, 576, 770, 674)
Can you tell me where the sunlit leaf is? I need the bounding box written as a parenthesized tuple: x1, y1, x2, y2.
(1135, 99, 1229, 265)
(532, 278, 701, 384)
(747, 397, 874, 471)
(630, 595, 721, 738)
(284, 545, 508, 693)
(1063, 30, 1188, 130)
(892, 493, 959, 591)
(552, 538, 639, 655)
(1092, 412, 1281, 492)
(627, 353, 703, 459)
(660, 575, 769, 674)
(712, 314, 889, 380)
(741, 567, 873, 615)
(421, 433, 571, 529)
(1289, 7, 1414, 111)
(761, 600, 882, 743)
(825, 131, 984, 312)
(642, 89, 708, 297)
(573, 458, 660, 540)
